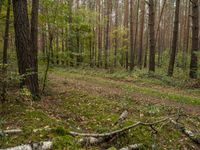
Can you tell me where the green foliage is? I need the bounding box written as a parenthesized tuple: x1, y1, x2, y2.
(53, 126, 70, 136)
(53, 135, 80, 150)
(107, 147, 117, 150)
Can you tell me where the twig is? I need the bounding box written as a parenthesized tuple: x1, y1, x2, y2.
(0, 129, 22, 135)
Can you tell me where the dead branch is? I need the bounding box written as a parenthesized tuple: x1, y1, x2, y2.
(114, 110, 128, 126)
(69, 117, 170, 137)
(0, 129, 22, 135)
(2, 141, 52, 150)
(119, 144, 143, 150)
(170, 119, 200, 145)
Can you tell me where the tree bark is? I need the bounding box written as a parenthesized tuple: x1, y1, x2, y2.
(168, 0, 180, 76)
(189, 0, 199, 79)
(138, 0, 145, 69)
(1, 0, 11, 103)
(68, 0, 74, 66)
(148, 0, 156, 72)
(130, 0, 134, 71)
(13, 0, 39, 99)
(182, 0, 190, 69)
(30, 0, 40, 97)
(114, 0, 119, 68)
(123, 0, 129, 70)
(105, 0, 112, 69)
(97, 0, 102, 67)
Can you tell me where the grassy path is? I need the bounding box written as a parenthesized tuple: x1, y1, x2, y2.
(51, 68, 200, 115)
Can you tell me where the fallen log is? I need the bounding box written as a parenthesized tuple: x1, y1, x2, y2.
(1, 141, 52, 150)
(119, 144, 143, 150)
(170, 119, 200, 145)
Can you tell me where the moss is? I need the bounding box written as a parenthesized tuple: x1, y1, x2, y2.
(53, 135, 80, 150)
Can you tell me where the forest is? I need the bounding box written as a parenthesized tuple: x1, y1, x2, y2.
(0, 0, 200, 149)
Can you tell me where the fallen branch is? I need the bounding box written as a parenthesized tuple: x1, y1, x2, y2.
(2, 141, 52, 150)
(0, 129, 22, 135)
(119, 143, 143, 150)
(170, 119, 200, 145)
(69, 117, 170, 137)
(114, 110, 128, 126)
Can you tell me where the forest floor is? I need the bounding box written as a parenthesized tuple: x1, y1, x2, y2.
(1, 67, 200, 149)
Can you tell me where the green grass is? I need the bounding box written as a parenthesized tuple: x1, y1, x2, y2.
(1, 67, 200, 149)
(52, 67, 200, 105)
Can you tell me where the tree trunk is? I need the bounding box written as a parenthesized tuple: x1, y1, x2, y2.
(189, 0, 199, 79)
(148, 0, 156, 72)
(130, 0, 134, 71)
(30, 0, 40, 97)
(182, 0, 190, 69)
(97, 0, 102, 67)
(123, 0, 129, 70)
(13, 0, 39, 99)
(168, 0, 180, 76)
(138, 0, 145, 69)
(105, 0, 111, 69)
(1, 0, 11, 103)
(68, 0, 74, 66)
(114, 0, 119, 68)
(144, 29, 149, 68)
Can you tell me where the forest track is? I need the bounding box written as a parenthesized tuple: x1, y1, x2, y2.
(49, 71, 200, 115)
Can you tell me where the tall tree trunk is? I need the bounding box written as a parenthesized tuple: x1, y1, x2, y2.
(138, 0, 145, 69)
(123, 0, 129, 70)
(13, 0, 39, 99)
(144, 29, 149, 68)
(114, 0, 119, 68)
(130, 0, 134, 71)
(168, 0, 180, 76)
(189, 0, 199, 79)
(105, 0, 111, 69)
(68, 0, 74, 66)
(148, 0, 156, 72)
(155, 0, 167, 45)
(30, 0, 40, 97)
(1, 0, 11, 103)
(97, 0, 102, 67)
(133, 0, 139, 69)
(182, 0, 190, 69)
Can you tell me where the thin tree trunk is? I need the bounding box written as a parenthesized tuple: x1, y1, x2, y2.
(1, 0, 11, 103)
(123, 0, 129, 70)
(97, 0, 102, 67)
(130, 0, 134, 71)
(189, 0, 199, 79)
(31, 0, 40, 97)
(133, 0, 139, 69)
(182, 0, 190, 69)
(155, 0, 167, 45)
(168, 0, 180, 76)
(105, 0, 111, 69)
(68, 0, 74, 66)
(114, 0, 119, 68)
(138, 0, 145, 69)
(144, 29, 149, 68)
(148, 0, 156, 72)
